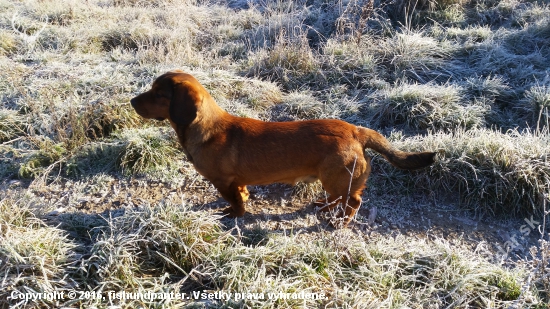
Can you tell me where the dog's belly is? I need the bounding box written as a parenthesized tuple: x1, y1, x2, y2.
(238, 171, 319, 186)
(293, 175, 319, 184)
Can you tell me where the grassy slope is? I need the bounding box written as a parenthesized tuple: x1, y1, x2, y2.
(1, 0, 550, 307)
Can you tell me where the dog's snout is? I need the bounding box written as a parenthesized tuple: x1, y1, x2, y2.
(130, 97, 137, 107)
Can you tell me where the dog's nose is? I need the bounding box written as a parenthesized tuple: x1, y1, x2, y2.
(130, 98, 137, 107)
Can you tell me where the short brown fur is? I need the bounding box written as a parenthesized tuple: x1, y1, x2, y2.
(131, 71, 436, 227)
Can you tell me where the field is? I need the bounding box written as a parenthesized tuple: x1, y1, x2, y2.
(1, 0, 550, 307)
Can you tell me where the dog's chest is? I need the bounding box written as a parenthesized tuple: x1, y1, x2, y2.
(182, 148, 194, 163)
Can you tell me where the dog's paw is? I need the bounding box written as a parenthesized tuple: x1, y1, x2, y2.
(328, 212, 354, 229)
(222, 207, 245, 218)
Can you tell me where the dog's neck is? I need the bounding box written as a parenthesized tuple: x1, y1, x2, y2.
(171, 96, 229, 154)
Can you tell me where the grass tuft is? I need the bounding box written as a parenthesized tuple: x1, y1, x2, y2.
(18, 137, 67, 179)
(0, 109, 27, 142)
(246, 31, 320, 90)
(392, 128, 550, 215)
(114, 128, 181, 175)
(520, 84, 550, 124)
(370, 82, 489, 131)
(379, 32, 457, 82)
(87, 201, 231, 287)
(0, 196, 79, 308)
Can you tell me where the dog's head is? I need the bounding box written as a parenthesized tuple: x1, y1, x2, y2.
(130, 70, 202, 127)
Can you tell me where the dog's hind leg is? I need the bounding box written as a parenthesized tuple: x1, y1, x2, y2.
(319, 155, 371, 227)
(341, 191, 363, 226)
(238, 185, 250, 203)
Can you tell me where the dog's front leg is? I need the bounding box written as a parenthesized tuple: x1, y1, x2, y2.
(212, 181, 247, 217)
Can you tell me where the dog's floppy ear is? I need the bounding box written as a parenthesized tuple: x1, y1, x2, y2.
(169, 81, 198, 127)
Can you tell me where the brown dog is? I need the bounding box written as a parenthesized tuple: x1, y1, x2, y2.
(131, 70, 436, 227)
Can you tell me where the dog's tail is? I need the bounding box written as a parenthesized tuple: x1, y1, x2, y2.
(357, 127, 436, 170)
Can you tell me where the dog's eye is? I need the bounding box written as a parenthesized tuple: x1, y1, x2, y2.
(155, 93, 164, 99)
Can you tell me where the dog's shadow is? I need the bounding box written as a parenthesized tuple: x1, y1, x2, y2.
(194, 184, 375, 244)
(196, 183, 327, 226)
(199, 196, 322, 227)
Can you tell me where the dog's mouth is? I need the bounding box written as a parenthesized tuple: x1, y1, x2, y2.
(130, 106, 165, 121)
